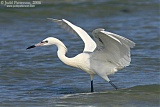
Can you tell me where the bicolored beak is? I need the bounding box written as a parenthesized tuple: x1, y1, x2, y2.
(26, 42, 45, 49)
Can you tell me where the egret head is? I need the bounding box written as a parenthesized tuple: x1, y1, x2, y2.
(27, 37, 58, 49)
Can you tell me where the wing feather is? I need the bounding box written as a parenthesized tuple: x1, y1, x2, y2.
(103, 31, 135, 48)
(47, 18, 97, 52)
(92, 28, 135, 67)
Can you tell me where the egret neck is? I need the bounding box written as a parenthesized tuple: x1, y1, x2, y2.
(55, 38, 76, 68)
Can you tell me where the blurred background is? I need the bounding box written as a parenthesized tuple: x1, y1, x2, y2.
(0, 0, 159, 106)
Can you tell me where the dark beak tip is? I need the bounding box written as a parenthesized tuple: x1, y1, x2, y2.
(26, 45, 36, 49)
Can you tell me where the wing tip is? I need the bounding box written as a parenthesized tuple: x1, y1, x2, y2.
(47, 18, 61, 22)
(47, 17, 52, 19)
(47, 18, 54, 20)
(62, 19, 66, 21)
(127, 40, 136, 48)
(130, 42, 136, 48)
(93, 28, 105, 34)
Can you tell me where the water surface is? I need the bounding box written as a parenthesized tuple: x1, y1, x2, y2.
(0, 0, 159, 106)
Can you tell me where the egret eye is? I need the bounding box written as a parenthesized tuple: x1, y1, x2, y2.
(41, 40, 48, 43)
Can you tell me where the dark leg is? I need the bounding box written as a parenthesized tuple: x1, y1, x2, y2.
(109, 81, 118, 90)
(91, 80, 94, 92)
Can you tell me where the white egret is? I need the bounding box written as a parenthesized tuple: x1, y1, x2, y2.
(27, 18, 135, 92)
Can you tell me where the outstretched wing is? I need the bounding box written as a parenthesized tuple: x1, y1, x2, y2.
(92, 28, 135, 67)
(48, 18, 97, 52)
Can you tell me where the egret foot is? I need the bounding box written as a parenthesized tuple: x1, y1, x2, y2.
(109, 81, 118, 90)
(91, 80, 94, 92)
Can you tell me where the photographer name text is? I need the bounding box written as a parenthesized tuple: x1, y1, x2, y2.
(1, 0, 41, 8)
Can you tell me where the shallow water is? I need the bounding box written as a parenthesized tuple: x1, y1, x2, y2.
(51, 84, 160, 107)
(0, 0, 160, 107)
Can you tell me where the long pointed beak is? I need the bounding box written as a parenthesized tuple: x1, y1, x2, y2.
(26, 45, 36, 49)
(26, 42, 44, 50)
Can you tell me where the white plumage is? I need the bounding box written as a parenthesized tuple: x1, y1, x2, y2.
(27, 18, 135, 92)
(48, 18, 97, 52)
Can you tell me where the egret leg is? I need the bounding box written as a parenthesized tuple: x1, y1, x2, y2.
(109, 81, 118, 90)
(90, 74, 94, 92)
(91, 80, 94, 92)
